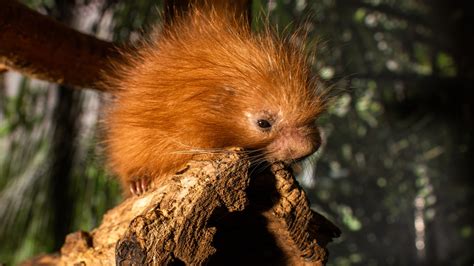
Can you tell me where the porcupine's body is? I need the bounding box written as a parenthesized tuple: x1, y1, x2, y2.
(105, 5, 327, 195)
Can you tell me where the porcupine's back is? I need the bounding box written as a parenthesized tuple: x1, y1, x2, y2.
(105, 4, 326, 192)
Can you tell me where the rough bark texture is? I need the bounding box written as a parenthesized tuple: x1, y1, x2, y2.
(21, 150, 340, 266)
(0, 0, 119, 90)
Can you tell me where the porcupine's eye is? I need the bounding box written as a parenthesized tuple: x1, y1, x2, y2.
(257, 119, 272, 130)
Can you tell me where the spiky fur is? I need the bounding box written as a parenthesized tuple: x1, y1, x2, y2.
(104, 5, 327, 191)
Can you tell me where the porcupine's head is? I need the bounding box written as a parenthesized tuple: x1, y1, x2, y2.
(169, 8, 330, 165)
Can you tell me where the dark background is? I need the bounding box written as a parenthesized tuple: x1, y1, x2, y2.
(0, 0, 472, 265)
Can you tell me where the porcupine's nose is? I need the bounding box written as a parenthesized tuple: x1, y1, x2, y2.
(267, 126, 321, 163)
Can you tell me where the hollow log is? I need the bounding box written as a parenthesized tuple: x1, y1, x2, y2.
(21, 150, 340, 265)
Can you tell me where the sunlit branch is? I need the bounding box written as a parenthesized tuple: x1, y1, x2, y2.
(0, 0, 120, 91)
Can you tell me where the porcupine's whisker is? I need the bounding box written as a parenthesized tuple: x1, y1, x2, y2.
(172, 148, 229, 155)
(246, 150, 266, 161)
(247, 152, 268, 165)
(247, 151, 272, 176)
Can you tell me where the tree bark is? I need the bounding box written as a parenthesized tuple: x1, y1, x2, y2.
(21, 150, 340, 265)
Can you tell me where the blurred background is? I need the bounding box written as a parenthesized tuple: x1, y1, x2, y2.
(0, 0, 472, 265)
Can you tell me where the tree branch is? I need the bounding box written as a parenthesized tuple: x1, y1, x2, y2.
(0, 0, 119, 90)
(21, 150, 340, 265)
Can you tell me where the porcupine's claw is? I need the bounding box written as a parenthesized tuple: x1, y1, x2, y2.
(129, 177, 150, 196)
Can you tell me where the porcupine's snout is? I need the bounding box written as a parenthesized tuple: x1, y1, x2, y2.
(265, 125, 321, 164)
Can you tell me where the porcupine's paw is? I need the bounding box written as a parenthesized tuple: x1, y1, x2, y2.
(129, 177, 151, 196)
